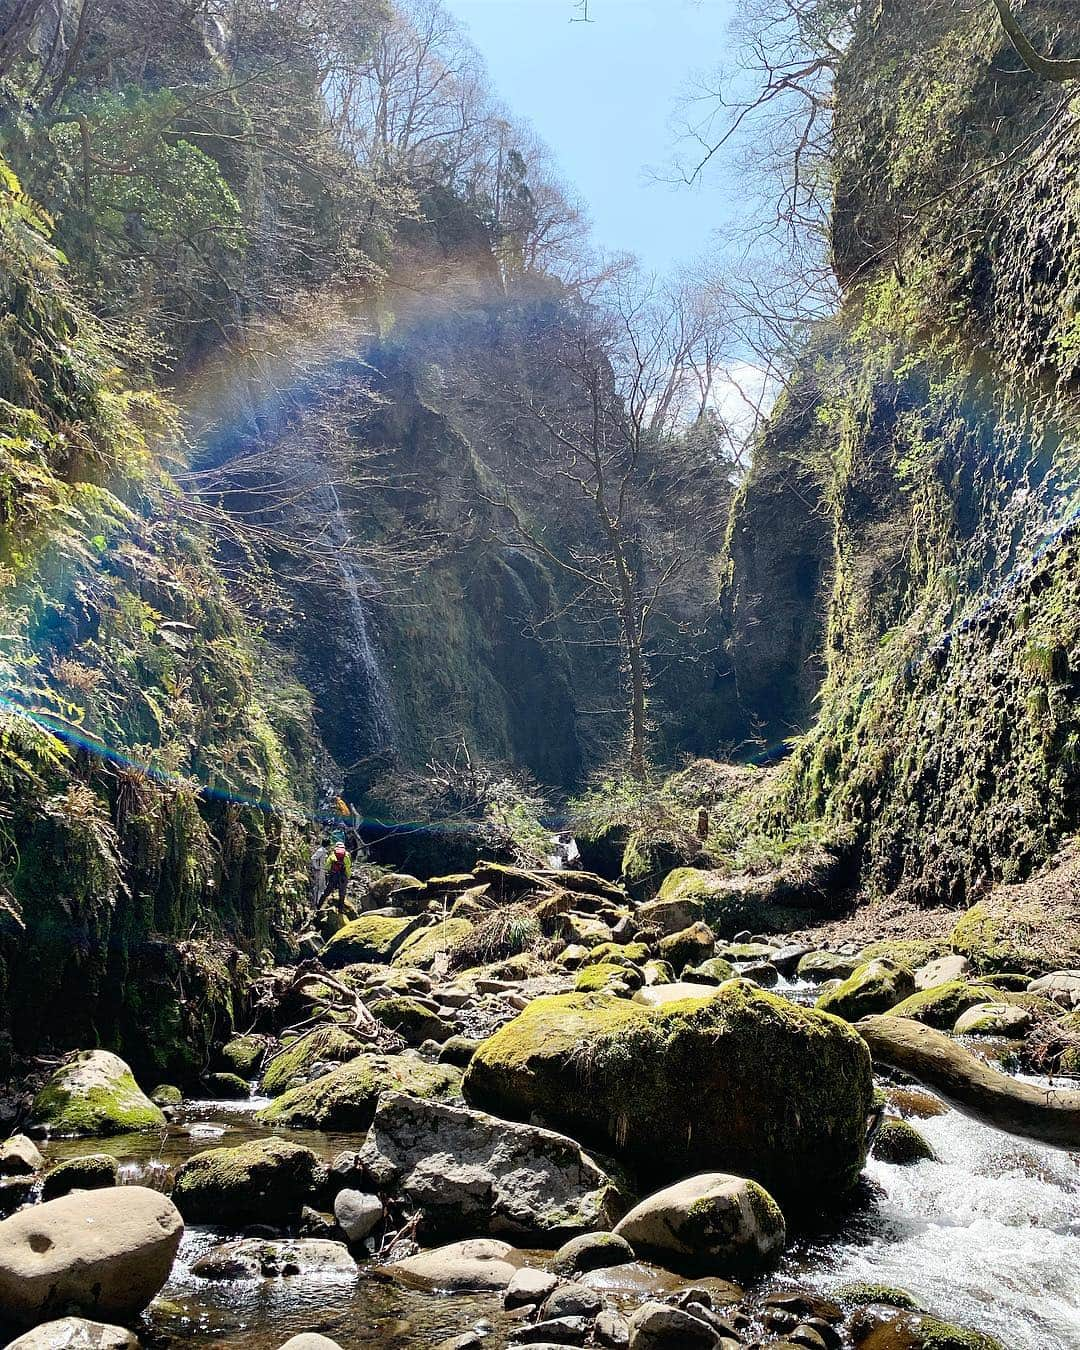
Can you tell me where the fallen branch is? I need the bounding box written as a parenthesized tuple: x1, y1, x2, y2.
(858, 1015, 1080, 1151)
(988, 0, 1080, 82)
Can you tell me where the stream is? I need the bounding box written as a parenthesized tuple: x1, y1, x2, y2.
(37, 1058, 1080, 1350)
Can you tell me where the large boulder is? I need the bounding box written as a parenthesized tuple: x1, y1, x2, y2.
(261, 1025, 364, 1096)
(27, 1051, 165, 1137)
(320, 914, 421, 968)
(392, 919, 474, 970)
(886, 981, 1003, 1030)
(358, 1092, 624, 1239)
(627, 1300, 721, 1350)
(815, 959, 916, 1022)
(613, 1173, 785, 1274)
(257, 1054, 461, 1131)
(381, 1237, 523, 1291)
(0, 1186, 182, 1327)
(190, 1237, 357, 1281)
(463, 984, 873, 1212)
(173, 1137, 322, 1225)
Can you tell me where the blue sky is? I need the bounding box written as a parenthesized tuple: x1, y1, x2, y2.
(442, 0, 739, 274)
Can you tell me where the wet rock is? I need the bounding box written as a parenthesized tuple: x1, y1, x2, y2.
(509, 1316, 591, 1345)
(832, 1283, 921, 1311)
(641, 960, 675, 986)
(952, 1001, 1031, 1036)
(575, 963, 640, 993)
(0, 1175, 34, 1216)
(220, 1035, 267, 1078)
(41, 1153, 119, 1200)
(627, 1300, 721, 1350)
(540, 1282, 603, 1318)
(277, 1338, 344, 1350)
(382, 1236, 523, 1291)
(150, 1085, 182, 1107)
(5, 1319, 140, 1349)
(761, 1291, 843, 1323)
(850, 1308, 1004, 1349)
(464, 984, 873, 1211)
(505, 1265, 560, 1307)
(870, 1118, 937, 1165)
(614, 1172, 785, 1273)
(0, 1185, 182, 1326)
(552, 1230, 636, 1276)
(796, 952, 862, 983)
(741, 961, 780, 987)
(913, 955, 970, 990)
(28, 1051, 165, 1137)
(190, 1237, 357, 1280)
(299, 1206, 337, 1237)
(257, 1053, 461, 1130)
(333, 1188, 382, 1241)
(358, 1091, 623, 1238)
(202, 1071, 250, 1100)
(770, 945, 812, 977)
(0, 1134, 44, 1175)
(815, 959, 915, 1021)
(173, 1136, 322, 1225)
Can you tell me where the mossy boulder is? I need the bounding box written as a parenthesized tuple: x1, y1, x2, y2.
(953, 1002, 1032, 1037)
(364, 873, 426, 909)
(151, 1085, 182, 1107)
(257, 1054, 462, 1131)
(622, 828, 705, 901)
(321, 915, 420, 969)
(202, 1072, 250, 1100)
(613, 1171, 785, 1275)
(575, 963, 642, 994)
(392, 918, 474, 970)
(261, 1026, 364, 1096)
(833, 1282, 921, 1311)
(886, 982, 1003, 1030)
(40, 1153, 120, 1201)
(659, 922, 716, 973)
(173, 1136, 322, 1225)
(582, 942, 651, 967)
(796, 951, 863, 983)
(853, 1310, 1004, 1350)
(816, 959, 916, 1022)
(684, 957, 736, 985)
(28, 1051, 165, 1137)
(857, 940, 946, 970)
(370, 996, 454, 1045)
(642, 959, 675, 986)
(219, 1036, 266, 1079)
(871, 1117, 937, 1165)
(463, 984, 873, 1212)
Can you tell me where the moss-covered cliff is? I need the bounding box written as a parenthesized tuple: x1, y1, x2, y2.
(726, 1, 1080, 902)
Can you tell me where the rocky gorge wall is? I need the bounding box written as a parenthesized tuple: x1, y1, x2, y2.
(724, 0, 1080, 903)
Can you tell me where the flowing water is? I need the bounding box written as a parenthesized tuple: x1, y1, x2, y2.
(33, 1069, 1080, 1350)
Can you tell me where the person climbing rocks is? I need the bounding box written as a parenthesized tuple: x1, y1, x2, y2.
(310, 837, 330, 906)
(321, 842, 351, 905)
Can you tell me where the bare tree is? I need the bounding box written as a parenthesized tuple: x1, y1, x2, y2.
(988, 0, 1080, 81)
(477, 279, 733, 779)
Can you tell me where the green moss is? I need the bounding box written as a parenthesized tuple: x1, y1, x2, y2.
(641, 959, 675, 985)
(321, 915, 417, 968)
(151, 1084, 182, 1106)
(220, 1035, 266, 1079)
(659, 923, 716, 973)
(575, 962, 641, 993)
(261, 1025, 364, 1096)
(172, 1136, 321, 1225)
(41, 1153, 119, 1200)
(832, 1282, 922, 1311)
(816, 959, 916, 1022)
(393, 918, 474, 969)
(257, 1053, 461, 1130)
(28, 1053, 166, 1137)
(887, 981, 1003, 1029)
(858, 939, 946, 968)
(463, 983, 873, 1212)
(203, 1071, 250, 1099)
(872, 1117, 937, 1165)
(369, 995, 453, 1045)
(582, 942, 651, 967)
(684, 957, 736, 985)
